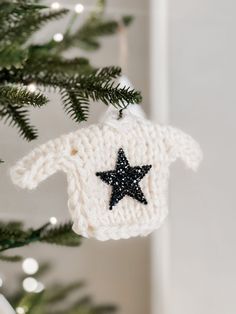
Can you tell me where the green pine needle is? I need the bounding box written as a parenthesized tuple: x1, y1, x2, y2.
(122, 15, 134, 26)
(0, 254, 22, 262)
(1, 7, 69, 47)
(0, 85, 48, 107)
(62, 90, 90, 122)
(0, 85, 48, 140)
(26, 55, 94, 75)
(0, 45, 28, 69)
(1, 66, 141, 124)
(63, 19, 119, 52)
(1, 104, 38, 141)
(40, 222, 82, 247)
(17, 292, 45, 313)
(0, 221, 82, 258)
(0, 2, 140, 143)
(77, 19, 119, 46)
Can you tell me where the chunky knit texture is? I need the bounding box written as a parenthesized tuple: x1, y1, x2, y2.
(10, 106, 203, 241)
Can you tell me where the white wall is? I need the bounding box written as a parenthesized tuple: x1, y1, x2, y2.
(169, 1, 236, 313)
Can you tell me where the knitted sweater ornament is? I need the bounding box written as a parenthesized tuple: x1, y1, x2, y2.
(10, 105, 203, 241)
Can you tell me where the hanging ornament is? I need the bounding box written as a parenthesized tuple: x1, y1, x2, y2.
(10, 80, 202, 241)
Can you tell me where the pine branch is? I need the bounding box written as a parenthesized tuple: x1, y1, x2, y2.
(0, 2, 48, 36)
(1, 66, 141, 125)
(40, 222, 82, 247)
(0, 222, 48, 252)
(90, 0, 106, 18)
(53, 19, 119, 53)
(0, 1, 141, 148)
(0, 221, 82, 258)
(17, 292, 45, 314)
(94, 66, 122, 81)
(79, 19, 119, 38)
(0, 104, 38, 141)
(0, 85, 47, 140)
(40, 12, 133, 54)
(77, 69, 142, 107)
(62, 90, 90, 122)
(0, 221, 23, 230)
(0, 254, 22, 262)
(1, 7, 69, 48)
(26, 54, 94, 75)
(0, 85, 48, 106)
(122, 15, 134, 26)
(0, 3, 67, 69)
(0, 45, 28, 69)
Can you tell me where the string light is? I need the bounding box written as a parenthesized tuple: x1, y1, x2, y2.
(16, 307, 26, 314)
(51, 2, 61, 10)
(22, 277, 38, 292)
(49, 216, 58, 225)
(35, 282, 45, 293)
(53, 33, 64, 42)
(74, 3, 84, 14)
(27, 83, 37, 93)
(22, 258, 39, 275)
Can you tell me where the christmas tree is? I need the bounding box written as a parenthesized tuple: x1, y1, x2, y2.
(0, 0, 141, 260)
(2, 261, 117, 314)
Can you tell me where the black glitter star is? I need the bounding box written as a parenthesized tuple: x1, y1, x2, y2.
(96, 148, 152, 210)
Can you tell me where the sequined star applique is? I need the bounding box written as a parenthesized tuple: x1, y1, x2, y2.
(96, 148, 152, 210)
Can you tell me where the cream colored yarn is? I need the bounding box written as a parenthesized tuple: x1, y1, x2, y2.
(10, 106, 203, 241)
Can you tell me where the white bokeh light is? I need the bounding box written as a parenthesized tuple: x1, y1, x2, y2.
(74, 3, 84, 13)
(22, 277, 38, 292)
(0, 277, 3, 287)
(51, 2, 61, 10)
(49, 216, 58, 225)
(53, 33, 64, 42)
(22, 258, 39, 275)
(35, 282, 45, 293)
(16, 307, 26, 314)
(27, 83, 37, 93)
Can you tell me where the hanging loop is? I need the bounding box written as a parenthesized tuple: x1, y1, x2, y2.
(118, 20, 128, 74)
(117, 104, 129, 120)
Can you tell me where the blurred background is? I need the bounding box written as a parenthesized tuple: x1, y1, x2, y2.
(0, 0, 236, 314)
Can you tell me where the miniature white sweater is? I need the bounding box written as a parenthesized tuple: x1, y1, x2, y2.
(10, 106, 202, 241)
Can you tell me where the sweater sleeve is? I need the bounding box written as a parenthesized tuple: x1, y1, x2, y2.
(161, 125, 203, 171)
(10, 136, 69, 189)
